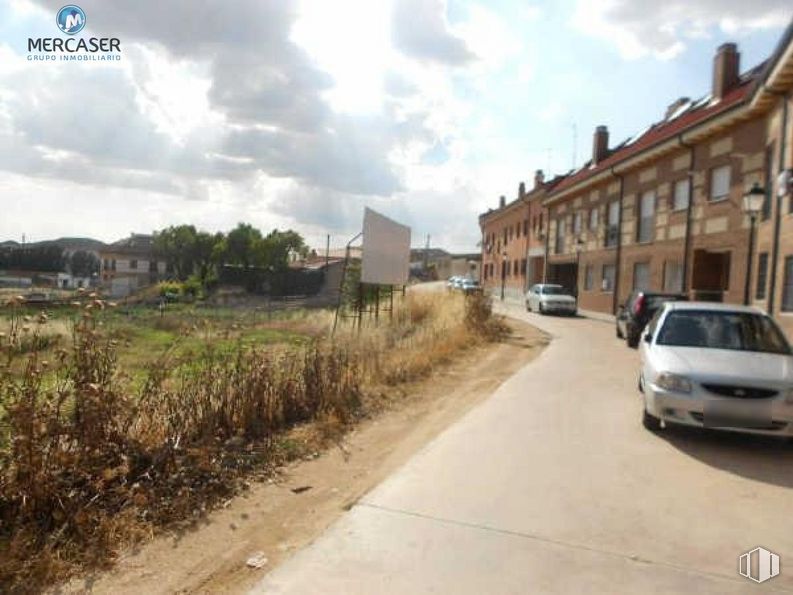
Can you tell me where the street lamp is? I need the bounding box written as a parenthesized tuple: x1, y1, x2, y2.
(574, 238, 584, 298)
(742, 182, 765, 305)
(500, 249, 507, 301)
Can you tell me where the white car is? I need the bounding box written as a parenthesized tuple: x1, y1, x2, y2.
(446, 276, 461, 289)
(639, 302, 793, 436)
(525, 284, 577, 316)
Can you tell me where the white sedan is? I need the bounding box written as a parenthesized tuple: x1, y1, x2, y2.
(525, 284, 577, 316)
(639, 302, 793, 436)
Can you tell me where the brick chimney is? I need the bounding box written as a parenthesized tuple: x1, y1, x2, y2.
(499, 195, 506, 208)
(519, 182, 526, 199)
(665, 97, 690, 120)
(713, 43, 740, 101)
(592, 126, 609, 165)
(534, 169, 545, 188)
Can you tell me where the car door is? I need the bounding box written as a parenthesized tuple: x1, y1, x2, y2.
(532, 286, 542, 310)
(639, 308, 664, 386)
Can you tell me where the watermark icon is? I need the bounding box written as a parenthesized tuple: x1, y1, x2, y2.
(56, 5, 86, 35)
(739, 547, 780, 584)
(26, 5, 121, 62)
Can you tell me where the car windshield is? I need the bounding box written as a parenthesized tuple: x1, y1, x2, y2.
(656, 310, 792, 355)
(541, 286, 565, 295)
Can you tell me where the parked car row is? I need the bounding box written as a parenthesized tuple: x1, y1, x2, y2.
(446, 276, 480, 294)
(520, 285, 793, 441)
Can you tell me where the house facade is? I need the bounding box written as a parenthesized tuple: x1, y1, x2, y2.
(99, 234, 166, 297)
(482, 22, 793, 335)
(479, 171, 559, 301)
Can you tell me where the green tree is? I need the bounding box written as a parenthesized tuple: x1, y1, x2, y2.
(68, 250, 99, 277)
(224, 223, 262, 268)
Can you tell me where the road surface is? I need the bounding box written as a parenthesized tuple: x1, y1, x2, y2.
(253, 303, 793, 594)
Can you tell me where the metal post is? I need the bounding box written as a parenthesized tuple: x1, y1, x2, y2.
(744, 214, 757, 305)
(500, 257, 506, 301)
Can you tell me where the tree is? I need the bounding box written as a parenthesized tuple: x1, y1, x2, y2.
(224, 223, 262, 269)
(257, 229, 308, 271)
(69, 250, 99, 277)
(154, 225, 203, 280)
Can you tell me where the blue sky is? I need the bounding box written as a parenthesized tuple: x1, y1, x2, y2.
(0, 0, 790, 251)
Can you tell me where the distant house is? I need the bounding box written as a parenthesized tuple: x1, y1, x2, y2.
(99, 234, 166, 297)
(410, 248, 481, 280)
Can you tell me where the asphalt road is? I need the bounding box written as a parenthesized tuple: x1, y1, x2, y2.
(252, 303, 793, 594)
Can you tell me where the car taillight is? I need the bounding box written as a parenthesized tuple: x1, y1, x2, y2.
(633, 294, 645, 316)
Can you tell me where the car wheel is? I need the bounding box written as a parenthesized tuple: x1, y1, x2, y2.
(626, 332, 639, 349)
(538, 303, 545, 314)
(526, 300, 531, 312)
(642, 408, 662, 432)
(616, 324, 624, 339)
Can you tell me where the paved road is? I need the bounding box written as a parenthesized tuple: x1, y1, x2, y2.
(253, 304, 793, 594)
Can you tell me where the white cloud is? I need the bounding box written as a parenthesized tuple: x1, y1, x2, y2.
(572, 0, 791, 60)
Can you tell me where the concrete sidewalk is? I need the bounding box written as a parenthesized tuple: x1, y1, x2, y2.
(252, 310, 793, 594)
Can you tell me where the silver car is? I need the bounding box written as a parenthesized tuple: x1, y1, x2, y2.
(639, 302, 793, 436)
(525, 284, 577, 316)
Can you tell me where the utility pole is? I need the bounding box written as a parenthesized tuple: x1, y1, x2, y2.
(325, 234, 330, 268)
(423, 234, 430, 273)
(571, 123, 577, 170)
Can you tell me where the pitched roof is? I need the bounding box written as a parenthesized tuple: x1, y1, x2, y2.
(550, 65, 762, 196)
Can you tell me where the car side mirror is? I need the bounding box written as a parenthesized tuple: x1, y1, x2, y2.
(643, 333, 652, 344)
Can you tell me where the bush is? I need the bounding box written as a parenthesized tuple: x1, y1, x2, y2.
(0, 290, 504, 591)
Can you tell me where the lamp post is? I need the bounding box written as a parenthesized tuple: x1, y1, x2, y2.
(574, 238, 584, 298)
(742, 182, 766, 305)
(500, 249, 507, 301)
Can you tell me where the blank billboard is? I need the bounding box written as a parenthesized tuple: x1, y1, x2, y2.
(361, 207, 411, 285)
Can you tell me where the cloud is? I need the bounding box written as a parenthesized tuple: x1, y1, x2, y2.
(572, 0, 792, 60)
(392, 0, 475, 65)
(11, 0, 430, 198)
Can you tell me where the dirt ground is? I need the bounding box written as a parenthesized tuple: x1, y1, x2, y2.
(56, 319, 547, 595)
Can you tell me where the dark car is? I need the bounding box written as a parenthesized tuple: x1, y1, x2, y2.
(616, 291, 686, 348)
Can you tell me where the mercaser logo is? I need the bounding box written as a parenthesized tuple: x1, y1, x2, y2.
(27, 5, 121, 62)
(56, 5, 86, 35)
(739, 547, 780, 584)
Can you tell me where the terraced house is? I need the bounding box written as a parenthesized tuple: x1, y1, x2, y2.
(479, 170, 563, 301)
(481, 21, 793, 336)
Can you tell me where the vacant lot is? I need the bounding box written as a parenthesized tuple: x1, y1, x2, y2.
(0, 289, 508, 593)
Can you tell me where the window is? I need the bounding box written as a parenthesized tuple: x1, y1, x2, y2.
(756, 253, 769, 301)
(523, 219, 528, 236)
(149, 260, 158, 273)
(672, 179, 689, 211)
(589, 208, 598, 231)
(573, 211, 582, 235)
(763, 143, 774, 220)
(602, 264, 616, 292)
(555, 218, 566, 254)
(129, 259, 138, 269)
(663, 261, 684, 293)
(584, 264, 594, 290)
(637, 191, 655, 243)
(783, 256, 793, 312)
(111, 259, 116, 271)
(513, 260, 519, 276)
(709, 165, 731, 201)
(606, 200, 619, 247)
(633, 262, 650, 291)
(520, 258, 527, 276)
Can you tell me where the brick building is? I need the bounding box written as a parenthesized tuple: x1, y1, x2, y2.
(479, 171, 562, 301)
(99, 234, 167, 297)
(481, 20, 793, 335)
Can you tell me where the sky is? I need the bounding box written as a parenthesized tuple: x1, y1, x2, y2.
(0, 0, 790, 252)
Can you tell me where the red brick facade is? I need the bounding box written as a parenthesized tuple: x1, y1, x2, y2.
(481, 24, 793, 336)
